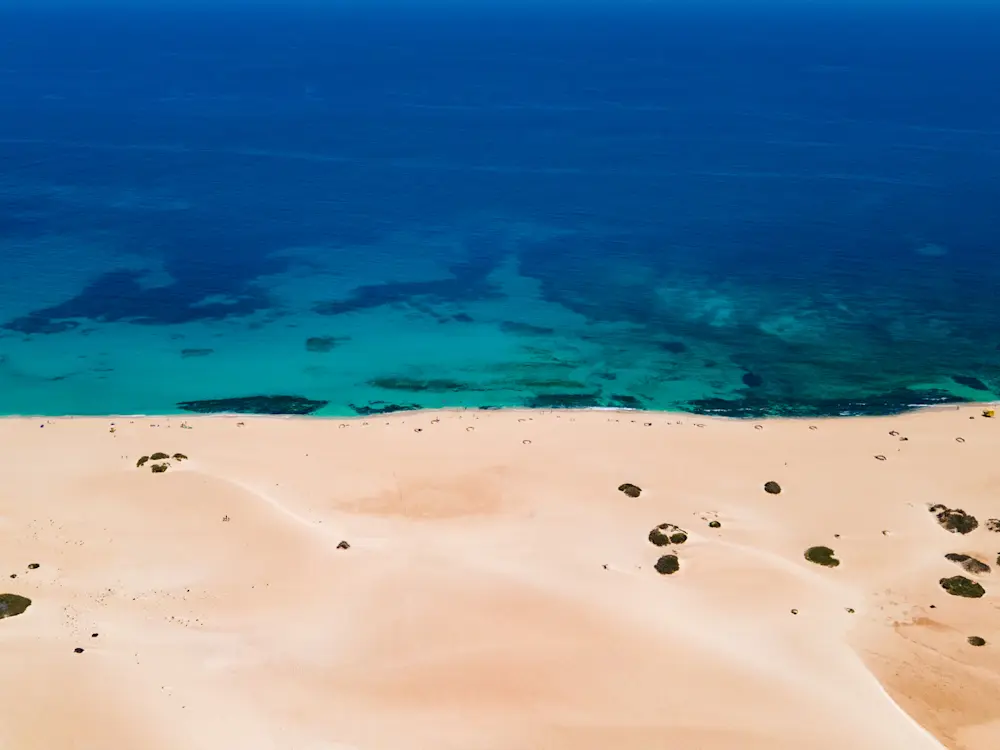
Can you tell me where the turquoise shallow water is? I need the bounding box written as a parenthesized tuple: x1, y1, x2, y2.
(1, 3, 999, 417)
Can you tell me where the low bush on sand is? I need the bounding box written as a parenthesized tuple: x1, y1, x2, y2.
(0, 593, 31, 619)
(804, 546, 840, 567)
(654, 555, 680, 575)
(940, 576, 986, 598)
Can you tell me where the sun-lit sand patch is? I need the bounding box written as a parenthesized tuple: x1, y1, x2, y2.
(1, 405, 999, 749)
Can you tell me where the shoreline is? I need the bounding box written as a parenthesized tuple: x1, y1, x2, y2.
(1, 397, 996, 423)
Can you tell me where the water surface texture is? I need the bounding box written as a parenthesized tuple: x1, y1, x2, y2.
(1, 2, 998, 416)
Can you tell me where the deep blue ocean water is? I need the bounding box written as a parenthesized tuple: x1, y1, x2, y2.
(1, 1, 998, 417)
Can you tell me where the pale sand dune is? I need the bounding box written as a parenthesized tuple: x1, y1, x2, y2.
(2, 406, 999, 749)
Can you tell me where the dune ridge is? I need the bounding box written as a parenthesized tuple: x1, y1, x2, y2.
(2, 405, 999, 749)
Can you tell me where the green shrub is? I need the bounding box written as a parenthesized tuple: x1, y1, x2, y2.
(764, 481, 781, 495)
(136, 456, 149, 468)
(150, 463, 169, 473)
(150, 452, 170, 461)
(649, 523, 687, 547)
(940, 576, 985, 598)
(172, 453, 188, 461)
(936, 508, 978, 534)
(0, 593, 32, 619)
(804, 546, 840, 567)
(618, 483, 642, 498)
(654, 555, 680, 575)
(945, 553, 991, 575)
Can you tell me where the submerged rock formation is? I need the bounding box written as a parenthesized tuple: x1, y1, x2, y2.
(349, 402, 421, 416)
(686, 388, 968, 418)
(177, 395, 329, 415)
(951, 375, 989, 391)
(368, 377, 467, 392)
(180, 348, 214, 358)
(305, 336, 348, 353)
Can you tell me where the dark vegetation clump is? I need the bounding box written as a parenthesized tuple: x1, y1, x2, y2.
(136, 455, 149, 468)
(986, 519, 1000, 532)
(648, 523, 688, 546)
(742, 371, 764, 388)
(618, 483, 642, 498)
(654, 555, 680, 575)
(968, 636, 987, 647)
(172, 453, 188, 461)
(150, 463, 168, 473)
(804, 546, 840, 567)
(935, 507, 979, 534)
(150, 452, 170, 460)
(940, 575, 986, 598)
(709, 520, 722, 528)
(27, 563, 39, 570)
(763, 481, 782, 495)
(0, 593, 32, 619)
(945, 553, 991, 575)
(337, 541, 350, 550)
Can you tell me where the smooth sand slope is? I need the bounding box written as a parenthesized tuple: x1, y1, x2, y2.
(2, 406, 999, 749)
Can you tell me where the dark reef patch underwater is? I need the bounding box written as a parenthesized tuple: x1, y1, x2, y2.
(0, 3, 999, 417)
(177, 396, 330, 415)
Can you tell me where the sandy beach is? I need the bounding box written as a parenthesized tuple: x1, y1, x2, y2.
(2, 405, 999, 749)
